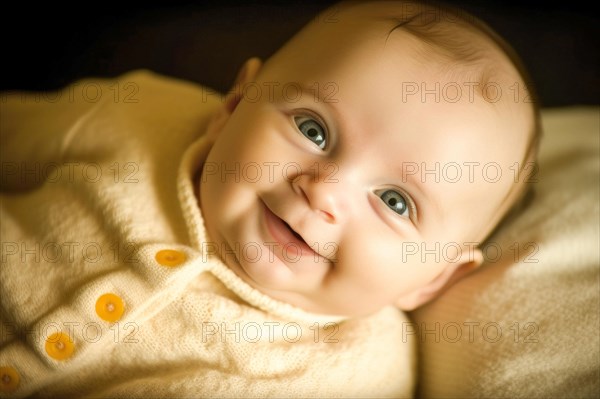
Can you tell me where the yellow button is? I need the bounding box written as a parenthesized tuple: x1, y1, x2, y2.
(0, 366, 20, 393)
(95, 293, 125, 322)
(155, 249, 186, 267)
(45, 332, 74, 361)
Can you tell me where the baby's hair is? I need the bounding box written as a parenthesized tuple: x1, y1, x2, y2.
(377, 0, 542, 244)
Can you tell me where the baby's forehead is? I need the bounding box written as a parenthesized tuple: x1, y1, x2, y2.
(270, 1, 523, 97)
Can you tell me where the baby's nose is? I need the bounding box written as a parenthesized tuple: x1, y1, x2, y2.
(291, 173, 349, 224)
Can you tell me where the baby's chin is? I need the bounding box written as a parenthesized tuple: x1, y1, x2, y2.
(246, 275, 391, 318)
(228, 249, 327, 294)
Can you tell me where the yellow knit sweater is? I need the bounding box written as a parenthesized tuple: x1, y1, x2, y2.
(0, 71, 415, 398)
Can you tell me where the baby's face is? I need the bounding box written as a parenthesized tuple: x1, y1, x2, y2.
(200, 17, 530, 316)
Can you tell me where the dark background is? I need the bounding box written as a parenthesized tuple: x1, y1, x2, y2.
(2, 0, 598, 107)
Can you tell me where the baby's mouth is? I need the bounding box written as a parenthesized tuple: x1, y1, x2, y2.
(283, 221, 306, 243)
(263, 204, 318, 258)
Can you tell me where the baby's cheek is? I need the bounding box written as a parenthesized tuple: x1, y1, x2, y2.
(370, 239, 442, 293)
(338, 243, 398, 284)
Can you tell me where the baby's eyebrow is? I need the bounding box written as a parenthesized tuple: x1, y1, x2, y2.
(296, 83, 342, 119)
(296, 82, 334, 103)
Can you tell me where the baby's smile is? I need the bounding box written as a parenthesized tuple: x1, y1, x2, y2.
(263, 200, 320, 259)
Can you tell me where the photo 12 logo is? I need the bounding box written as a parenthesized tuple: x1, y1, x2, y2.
(201, 161, 339, 184)
(401, 81, 534, 104)
(1, 81, 140, 104)
(201, 321, 340, 344)
(1, 241, 140, 264)
(201, 81, 339, 104)
(402, 321, 539, 344)
(0, 161, 140, 186)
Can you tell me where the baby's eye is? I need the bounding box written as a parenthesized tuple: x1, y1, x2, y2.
(294, 116, 327, 149)
(379, 189, 409, 217)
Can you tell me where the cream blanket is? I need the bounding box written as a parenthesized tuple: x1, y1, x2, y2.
(410, 106, 600, 397)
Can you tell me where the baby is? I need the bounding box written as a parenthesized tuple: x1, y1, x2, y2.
(200, 0, 539, 317)
(0, 1, 539, 398)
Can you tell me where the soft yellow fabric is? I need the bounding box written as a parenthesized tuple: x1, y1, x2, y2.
(410, 106, 600, 397)
(0, 71, 415, 398)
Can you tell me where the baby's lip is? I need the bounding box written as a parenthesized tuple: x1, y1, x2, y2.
(263, 202, 319, 258)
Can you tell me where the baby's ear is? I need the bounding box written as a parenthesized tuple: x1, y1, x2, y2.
(395, 248, 484, 311)
(223, 57, 263, 114)
(205, 57, 262, 141)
